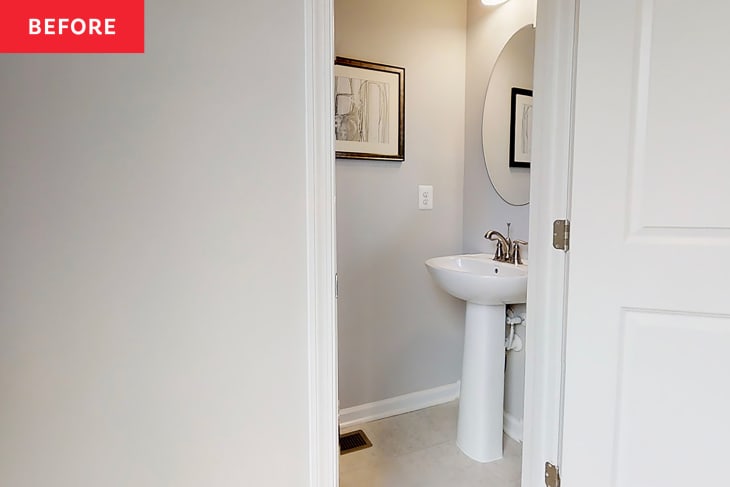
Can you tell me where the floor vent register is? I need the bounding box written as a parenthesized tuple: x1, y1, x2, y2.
(339, 429, 372, 455)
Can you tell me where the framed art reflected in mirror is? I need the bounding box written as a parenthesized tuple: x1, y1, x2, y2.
(509, 87, 533, 168)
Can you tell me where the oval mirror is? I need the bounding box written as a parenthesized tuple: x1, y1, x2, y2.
(482, 25, 535, 206)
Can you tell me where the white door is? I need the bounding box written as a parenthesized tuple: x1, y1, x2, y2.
(561, 1, 730, 486)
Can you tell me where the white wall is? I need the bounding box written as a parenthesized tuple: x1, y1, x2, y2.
(0, 2, 312, 485)
(335, 0, 467, 408)
(463, 0, 536, 432)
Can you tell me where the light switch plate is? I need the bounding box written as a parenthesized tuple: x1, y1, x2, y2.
(419, 185, 433, 210)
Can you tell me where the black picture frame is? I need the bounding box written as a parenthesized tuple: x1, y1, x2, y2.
(334, 57, 405, 161)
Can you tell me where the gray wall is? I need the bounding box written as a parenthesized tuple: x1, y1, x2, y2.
(336, 0, 536, 428)
(335, 0, 467, 408)
(463, 0, 536, 253)
(0, 2, 311, 485)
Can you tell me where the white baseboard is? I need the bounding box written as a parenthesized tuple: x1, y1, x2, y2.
(503, 412, 523, 443)
(339, 381, 524, 443)
(339, 381, 461, 428)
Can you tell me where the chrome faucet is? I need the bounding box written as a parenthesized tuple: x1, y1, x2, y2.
(484, 223, 527, 264)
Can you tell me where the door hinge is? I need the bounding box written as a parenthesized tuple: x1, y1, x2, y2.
(552, 219, 571, 251)
(545, 462, 561, 487)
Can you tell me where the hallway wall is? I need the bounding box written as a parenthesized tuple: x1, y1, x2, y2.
(0, 2, 312, 484)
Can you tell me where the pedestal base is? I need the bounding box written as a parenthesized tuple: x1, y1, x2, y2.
(456, 302, 506, 463)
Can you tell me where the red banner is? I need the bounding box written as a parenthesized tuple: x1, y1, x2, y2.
(0, 0, 144, 53)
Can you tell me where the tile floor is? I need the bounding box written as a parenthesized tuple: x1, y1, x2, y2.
(340, 401, 522, 487)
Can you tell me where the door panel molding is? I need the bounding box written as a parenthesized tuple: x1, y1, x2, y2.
(562, 1, 730, 485)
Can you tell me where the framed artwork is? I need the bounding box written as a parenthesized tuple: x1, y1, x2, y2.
(509, 87, 533, 168)
(334, 57, 405, 161)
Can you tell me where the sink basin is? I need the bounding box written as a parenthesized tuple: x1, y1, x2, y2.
(425, 254, 527, 305)
(425, 253, 528, 463)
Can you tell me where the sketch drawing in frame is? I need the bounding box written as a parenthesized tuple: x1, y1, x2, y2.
(334, 57, 405, 161)
(509, 87, 533, 168)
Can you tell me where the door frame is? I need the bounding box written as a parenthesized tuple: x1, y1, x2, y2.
(521, 0, 577, 485)
(304, 0, 577, 485)
(305, 0, 338, 486)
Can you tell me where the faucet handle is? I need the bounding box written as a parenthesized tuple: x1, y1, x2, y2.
(494, 240, 505, 261)
(511, 240, 528, 265)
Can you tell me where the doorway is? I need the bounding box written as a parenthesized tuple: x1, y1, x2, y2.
(305, 0, 578, 486)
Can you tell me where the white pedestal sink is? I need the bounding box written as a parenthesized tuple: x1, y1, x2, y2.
(425, 254, 527, 462)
